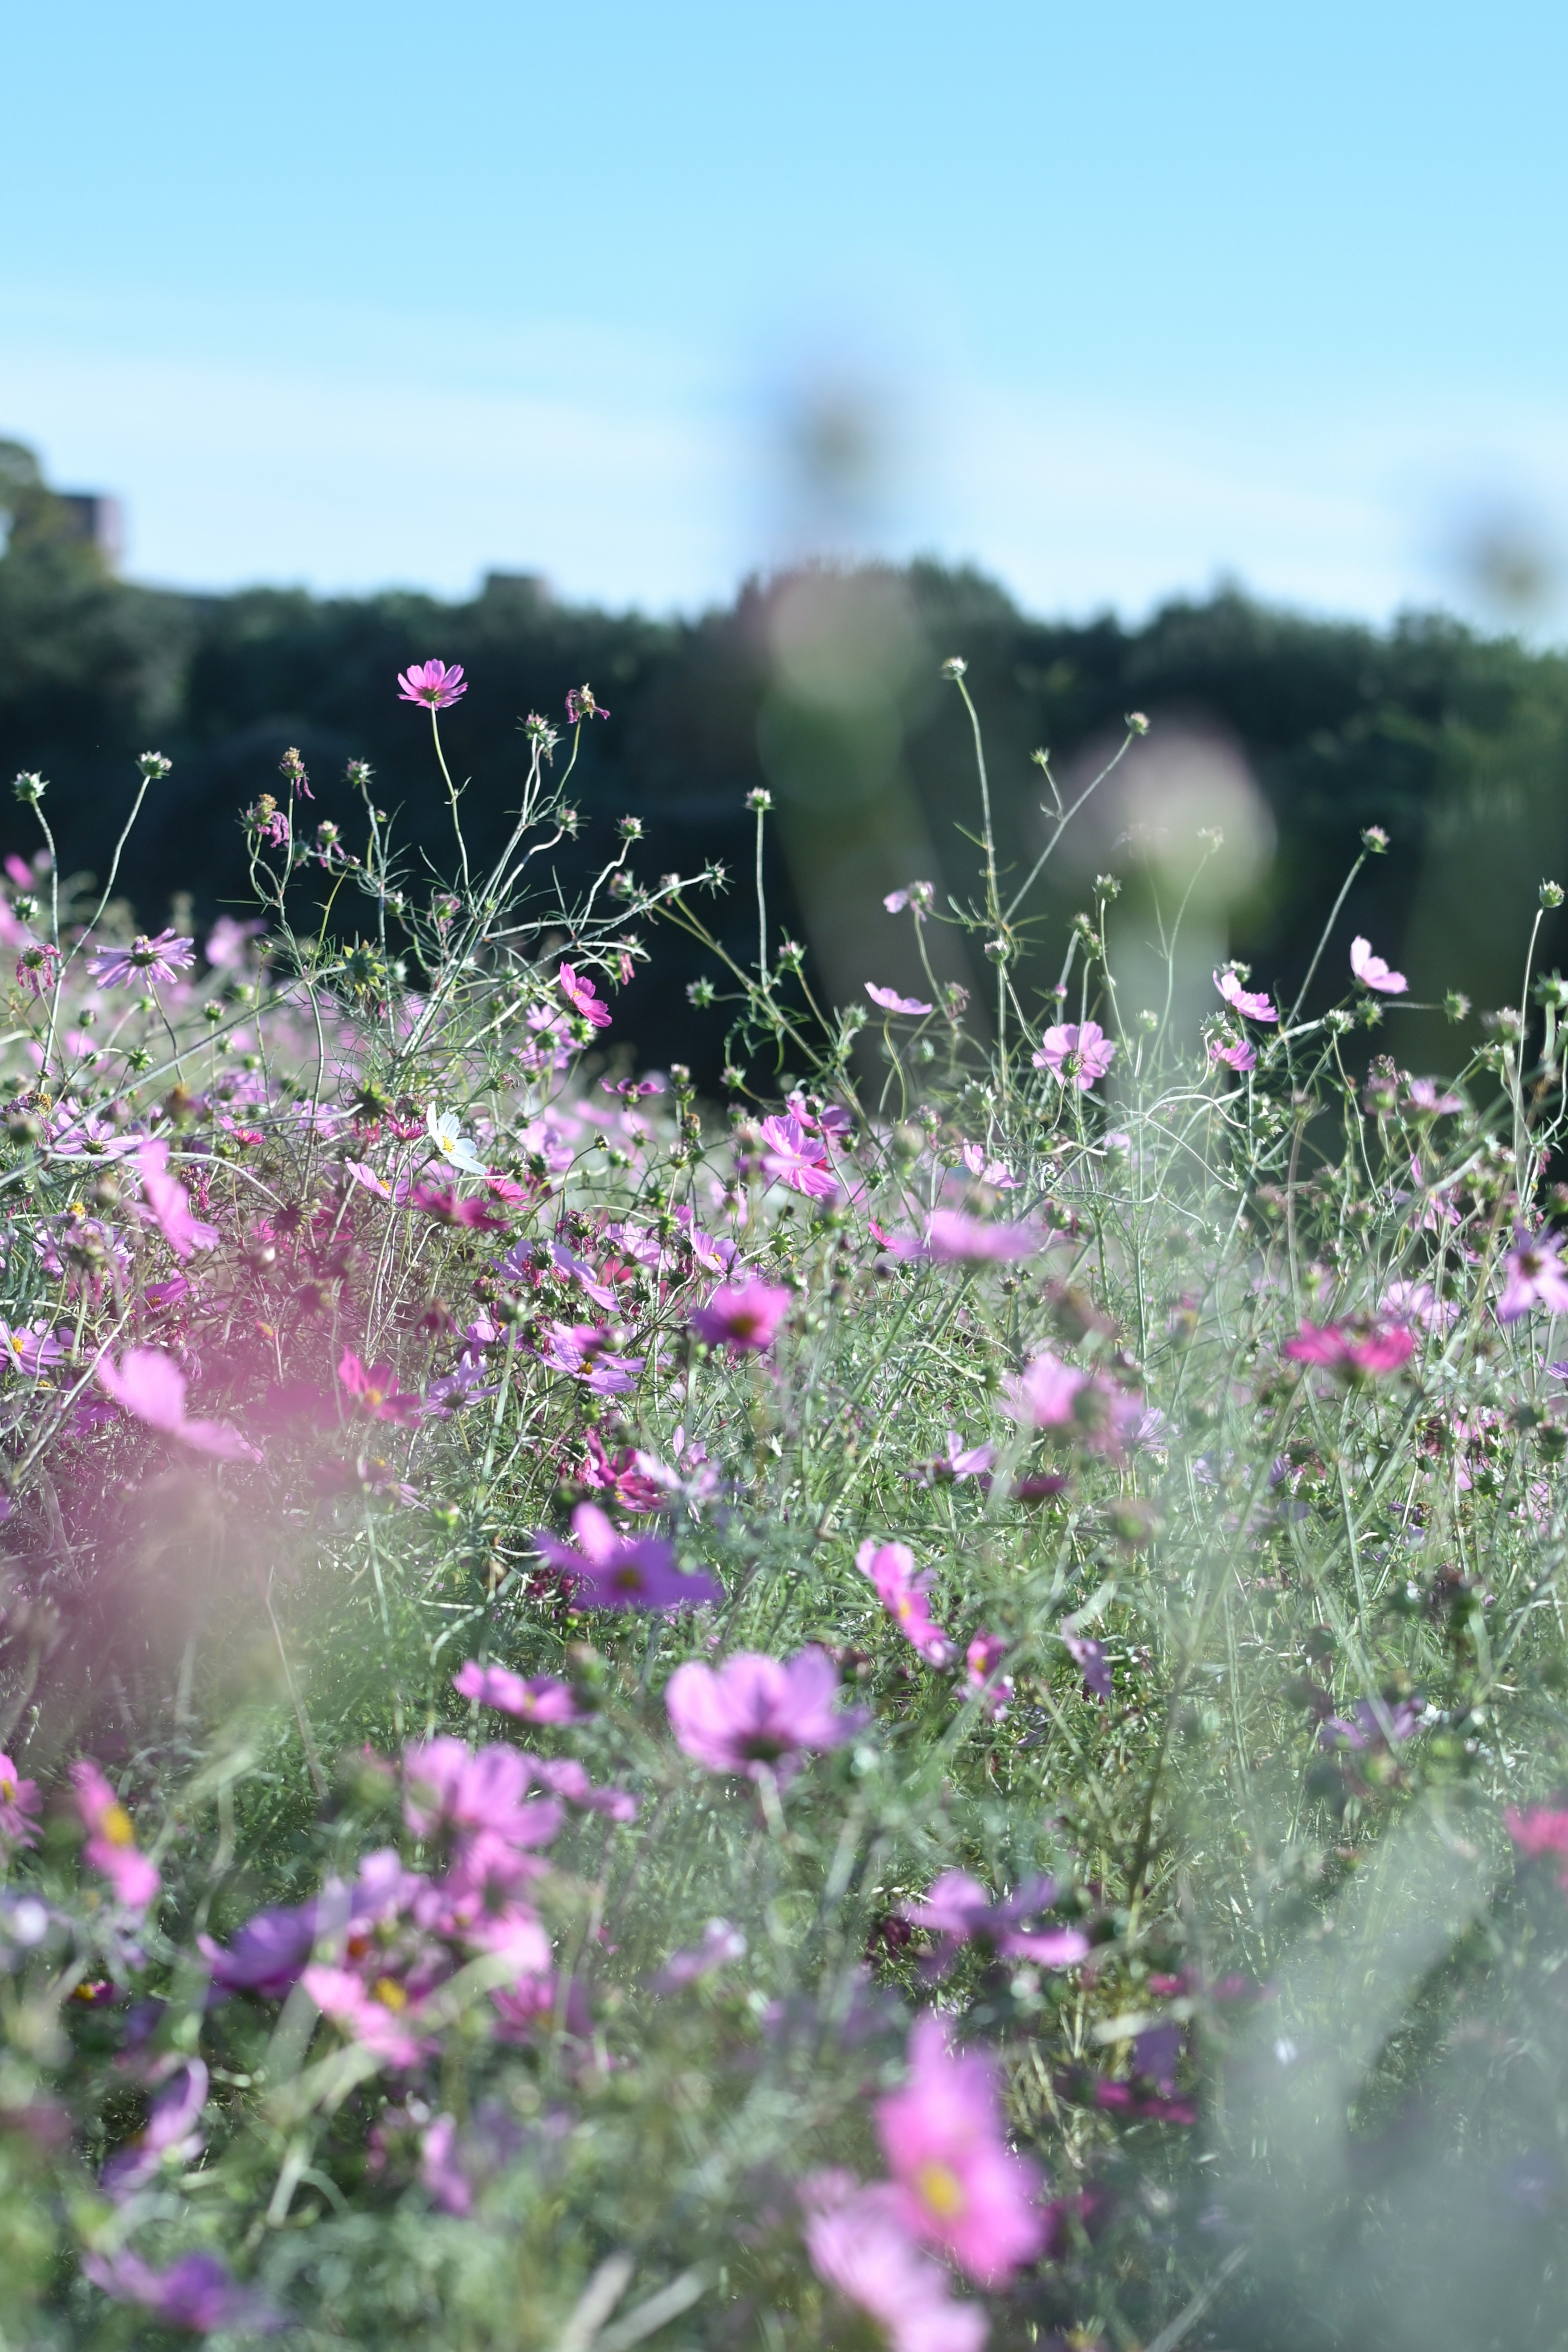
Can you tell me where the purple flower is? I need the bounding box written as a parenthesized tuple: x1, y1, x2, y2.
(922, 1431, 996, 1485)
(1033, 1018, 1116, 1091)
(452, 1662, 585, 1722)
(1209, 1036, 1257, 1073)
(558, 961, 612, 1027)
(665, 1646, 866, 1780)
(857, 1539, 955, 1666)
(1063, 1633, 1113, 1703)
(199, 1902, 318, 1999)
(565, 684, 610, 722)
(87, 929, 196, 988)
(1350, 934, 1407, 993)
(900, 1869, 1089, 1974)
(396, 658, 468, 709)
(100, 2059, 209, 2197)
(866, 982, 934, 1016)
(1002, 1350, 1143, 1456)
(1319, 1695, 1424, 1752)
(1498, 1229, 1568, 1323)
(0, 1320, 68, 1378)
(688, 1278, 793, 1351)
(134, 1137, 219, 1261)
(536, 1501, 722, 1611)
(1213, 968, 1277, 1021)
(652, 1917, 748, 1988)
(82, 2250, 281, 2333)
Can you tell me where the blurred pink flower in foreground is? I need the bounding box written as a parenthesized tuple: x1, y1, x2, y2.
(134, 1136, 219, 1261)
(1506, 1804, 1568, 1886)
(396, 658, 467, 709)
(857, 1539, 955, 1666)
(87, 929, 196, 988)
(452, 1662, 585, 1723)
(1350, 935, 1407, 993)
(875, 2015, 1046, 2284)
(302, 1964, 429, 2068)
(1498, 1230, 1568, 1323)
(558, 961, 612, 1027)
(803, 2171, 988, 2352)
(866, 982, 934, 1016)
(96, 1346, 261, 1461)
(1002, 1350, 1143, 1456)
(873, 1212, 1040, 1265)
(665, 1646, 866, 1780)
(652, 1917, 748, 1988)
(337, 1348, 425, 1427)
(1214, 968, 1277, 1021)
(536, 1501, 722, 1611)
(71, 1760, 161, 1913)
(688, 1278, 792, 1352)
(1283, 1318, 1416, 1376)
(1033, 1018, 1116, 1092)
(82, 2250, 279, 2334)
(0, 1753, 40, 1851)
(901, 1870, 1089, 1975)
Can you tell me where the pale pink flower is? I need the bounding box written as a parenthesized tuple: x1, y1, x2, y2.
(535, 1501, 722, 1611)
(963, 1634, 1013, 1720)
(803, 2172, 988, 2352)
(1209, 1036, 1256, 1073)
(558, 962, 612, 1027)
(1406, 1077, 1463, 1114)
(960, 1142, 1020, 1189)
(96, 1346, 261, 1461)
(396, 657, 467, 709)
(901, 1870, 1089, 1973)
(14, 941, 58, 999)
(1002, 1350, 1142, 1455)
(857, 1539, 954, 1666)
(71, 1760, 160, 1913)
(1379, 1279, 1456, 1332)
(344, 1159, 412, 1205)
(877, 1212, 1040, 1265)
(883, 881, 935, 918)
(452, 1662, 585, 1723)
(205, 914, 265, 969)
(689, 1278, 793, 1351)
(1213, 968, 1277, 1021)
(134, 1137, 218, 1261)
(665, 1647, 865, 1780)
(0, 1753, 40, 1850)
(1498, 1230, 1568, 1323)
(337, 1348, 425, 1426)
(758, 1112, 842, 1203)
(303, 1964, 428, 2067)
(1350, 935, 1407, 993)
(924, 1432, 996, 1485)
(652, 1918, 748, 1988)
(401, 1738, 562, 1852)
(86, 929, 196, 988)
(875, 2016, 1046, 2284)
(1032, 1018, 1116, 1091)
(866, 983, 934, 1016)
(1283, 1318, 1416, 1376)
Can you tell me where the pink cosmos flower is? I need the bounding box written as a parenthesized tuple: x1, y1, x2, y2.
(689, 1278, 793, 1351)
(922, 1210, 1040, 1263)
(82, 2251, 279, 2335)
(453, 1662, 585, 1723)
(1506, 1804, 1568, 1886)
(534, 1755, 639, 1823)
(963, 1634, 1012, 1719)
(900, 1870, 1089, 1975)
(401, 1738, 563, 1856)
(86, 929, 196, 988)
(1213, 968, 1277, 1021)
(344, 1160, 412, 1205)
(134, 1137, 219, 1261)
(883, 881, 935, 918)
(558, 961, 612, 1027)
(923, 1432, 996, 1485)
(407, 1182, 509, 1229)
(71, 1760, 161, 1914)
(1350, 935, 1408, 993)
(866, 982, 934, 1016)
(536, 1501, 722, 1611)
(1406, 1077, 1463, 1114)
(337, 1348, 425, 1426)
(875, 2015, 1046, 2285)
(1283, 1318, 1417, 1376)
(652, 1917, 748, 1988)
(1498, 1229, 1568, 1323)
(302, 1963, 428, 2067)
(1379, 1279, 1456, 1332)
(1063, 1633, 1113, 1702)
(665, 1647, 866, 1780)
(96, 1346, 261, 1461)
(396, 658, 468, 709)
(1033, 1018, 1116, 1092)
(535, 1321, 646, 1395)
(100, 2057, 209, 2197)
(1209, 1036, 1257, 1074)
(857, 1539, 955, 1666)
(0, 1320, 68, 1377)
(1002, 1350, 1142, 1455)
(758, 1112, 842, 1203)
(803, 2173, 988, 2352)
(565, 684, 610, 722)
(15, 941, 59, 999)
(0, 1754, 40, 1851)
(960, 1141, 1020, 1188)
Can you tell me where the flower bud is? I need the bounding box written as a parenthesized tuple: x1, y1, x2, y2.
(1543, 880, 1565, 909)
(11, 773, 45, 806)
(1361, 824, 1390, 853)
(941, 656, 967, 679)
(136, 750, 172, 782)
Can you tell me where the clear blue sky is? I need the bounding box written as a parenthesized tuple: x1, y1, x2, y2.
(6, 0, 1567, 622)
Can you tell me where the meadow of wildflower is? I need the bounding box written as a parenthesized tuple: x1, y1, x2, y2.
(1, 645, 1567, 2351)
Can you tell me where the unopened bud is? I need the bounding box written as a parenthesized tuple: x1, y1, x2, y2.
(941, 656, 967, 679)
(1543, 879, 1565, 909)
(1361, 824, 1390, 853)
(12, 773, 45, 806)
(1126, 711, 1150, 736)
(136, 750, 172, 782)
(745, 788, 773, 814)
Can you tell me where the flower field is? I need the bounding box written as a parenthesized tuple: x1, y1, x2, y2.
(0, 657, 1565, 2349)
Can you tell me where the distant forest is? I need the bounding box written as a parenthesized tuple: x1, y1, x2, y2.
(4, 435, 1566, 1084)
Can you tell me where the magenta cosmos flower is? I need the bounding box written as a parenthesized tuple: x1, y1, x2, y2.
(557, 960, 612, 1028)
(1350, 934, 1407, 993)
(665, 1646, 866, 1780)
(1283, 1317, 1416, 1376)
(802, 2173, 987, 2352)
(71, 1760, 161, 1914)
(1498, 1229, 1568, 1322)
(1209, 1036, 1256, 1074)
(0, 1753, 40, 1852)
(1002, 1349, 1143, 1456)
(875, 2014, 1046, 2285)
(1213, 968, 1277, 1021)
(401, 1737, 563, 1854)
(1033, 1018, 1116, 1091)
(452, 1662, 585, 1722)
(901, 1869, 1090, 1975)
(396, 658, 468, 709)
(865, 982, 934, 1016)
(82, 2250, 280, 2335)
(96, 1345, 261, 1462)
(688, 1277, 793, 1351)
(758, 1111, 841, 1203)
(857, 1539, 955, 1666)
(134, 1136, 218, 1261)
(86, 929, 196, 988)
(0, 1320, 68, 1377)
(536, 1500, 722, 1611)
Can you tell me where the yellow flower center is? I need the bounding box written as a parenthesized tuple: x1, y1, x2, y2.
(100, 1804, 136, 1848)
(913, 2160, 967, 2220)
(373, 1976, 407, 2012)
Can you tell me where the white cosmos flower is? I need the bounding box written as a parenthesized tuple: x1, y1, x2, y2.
(426, 1103, 486, 1176)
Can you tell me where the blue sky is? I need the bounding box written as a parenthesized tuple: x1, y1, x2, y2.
(6, 0, 1568, 622)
